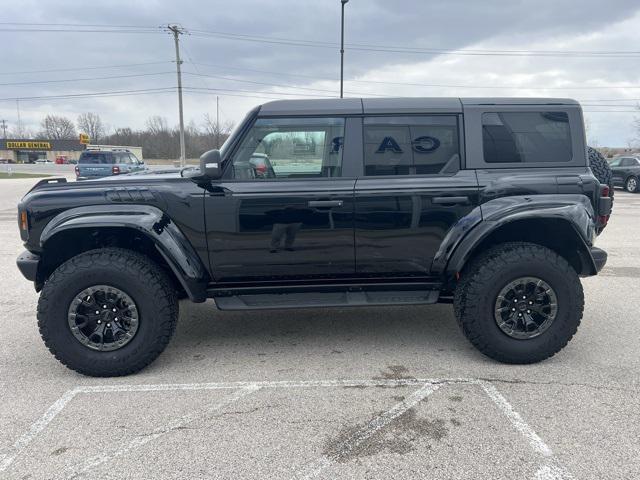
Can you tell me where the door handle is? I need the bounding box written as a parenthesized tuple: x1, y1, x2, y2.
(308, 200, 343, 208)
(432, 196, 469, 205)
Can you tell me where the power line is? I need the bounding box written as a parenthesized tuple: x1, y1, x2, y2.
(182, 70, 386, 97)
(0, 87, 177, 102)
(0, 28, 163, 34)
(3, 21, 640, 58)
(0, 22, 159, 28)
(188, 61, 640, 91)
(0, 71, 174, 86)
(0, 61, 171, 76)
(188, 29, 640, 58)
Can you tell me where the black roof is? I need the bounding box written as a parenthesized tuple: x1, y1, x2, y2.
(258, 97, 580, 116)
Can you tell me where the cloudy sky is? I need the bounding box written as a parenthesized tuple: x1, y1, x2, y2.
(2, 0, 640, 146)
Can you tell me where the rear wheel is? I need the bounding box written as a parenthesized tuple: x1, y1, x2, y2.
(453, 242, 583, 364)
(37, 248, 178, 376)
(625, 176, 638, 193)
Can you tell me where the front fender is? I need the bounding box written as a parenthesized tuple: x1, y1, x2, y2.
(40, 204, 209, 302)
(432, 195, 597, 277)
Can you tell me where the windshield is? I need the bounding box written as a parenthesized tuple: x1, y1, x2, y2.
(220, 106, 259, 159)
(79, 152, 113, 164)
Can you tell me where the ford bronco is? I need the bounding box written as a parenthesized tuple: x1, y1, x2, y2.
(16, 98, 612, 376)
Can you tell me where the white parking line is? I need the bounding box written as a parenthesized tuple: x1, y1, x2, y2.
(0, 387, 80, 472)
(64, 385, 260, 480)
(479, 381, 553, 457)
(0, 378, 569, 479)
(292, 382, 442, 480)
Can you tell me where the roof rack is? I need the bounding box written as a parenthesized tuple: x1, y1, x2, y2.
(85, 146, 131, 153)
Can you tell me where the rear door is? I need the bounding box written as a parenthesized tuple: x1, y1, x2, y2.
(204, 116, 359, 283)
(609, 158, 623, 185)
(354, 114, 479, 277)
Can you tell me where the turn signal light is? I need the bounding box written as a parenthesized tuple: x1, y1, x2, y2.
(112, 165, 120, 175)
(600, 184, 610, 197)
(20, 211, 28, 231)
(74, 166, 79, 176)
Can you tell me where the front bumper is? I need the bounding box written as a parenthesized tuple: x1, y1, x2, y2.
(590, 246, 607, 273)
(17, 250, 40, 281)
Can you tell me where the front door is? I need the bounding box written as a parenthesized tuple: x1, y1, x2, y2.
(354, 115, 478, 277)
(204, 116, 356, 283)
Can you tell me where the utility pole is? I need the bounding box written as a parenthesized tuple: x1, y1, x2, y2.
(167, 24, 186, 167)
(0, 120, 7, 139)
(16, 99, 22, 137)
(340, 0, 349, 98)
(216, 96, 220, 149)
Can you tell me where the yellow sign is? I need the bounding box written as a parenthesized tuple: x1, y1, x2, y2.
(6, 141, 51, 150)
(79, 133, 90, 145)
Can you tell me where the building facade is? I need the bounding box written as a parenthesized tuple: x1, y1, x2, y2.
(0, 138, 86, 163)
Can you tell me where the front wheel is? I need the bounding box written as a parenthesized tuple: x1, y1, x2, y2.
(625, 176, 638, 193)
(453, 242, 584, 364)
(37, 248, 178, 376)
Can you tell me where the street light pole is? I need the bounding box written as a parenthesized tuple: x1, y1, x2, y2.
(340, 0, 349, 98)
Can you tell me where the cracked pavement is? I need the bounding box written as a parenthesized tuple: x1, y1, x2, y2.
(0, 178, 638, 479)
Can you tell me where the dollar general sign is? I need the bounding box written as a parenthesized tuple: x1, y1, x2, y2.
(6, 141, 51, 150)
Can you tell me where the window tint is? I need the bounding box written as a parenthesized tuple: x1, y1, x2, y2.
(79, 152, 113, 164)
(363, 116, 460, 176)
(621, 158, 639, 166)
(482, 112, 572, 164)
(230, 117, 344, 180)
(113, 152, 130, 164)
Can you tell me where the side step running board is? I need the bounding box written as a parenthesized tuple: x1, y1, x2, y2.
(213, 285, 440, 310)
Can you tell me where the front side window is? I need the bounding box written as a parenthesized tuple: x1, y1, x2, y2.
(609, 158, 622, 167)
(482, 111, 572, 164)
(363, 116, 460, 176)
(229, 117, 344, 180)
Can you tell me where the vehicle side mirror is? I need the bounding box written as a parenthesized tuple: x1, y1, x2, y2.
(200, 149, 222, 179)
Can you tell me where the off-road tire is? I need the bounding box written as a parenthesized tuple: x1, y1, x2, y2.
(625, 176, 639, 193)
(588, 146, 613, 190)
(453, 242, 584, 364)
(37, 248, 178, 377)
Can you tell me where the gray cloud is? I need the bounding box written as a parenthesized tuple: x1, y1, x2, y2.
(1, 0, 639, 146)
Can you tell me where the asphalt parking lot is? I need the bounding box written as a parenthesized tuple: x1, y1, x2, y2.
(0, 177, 638, 480)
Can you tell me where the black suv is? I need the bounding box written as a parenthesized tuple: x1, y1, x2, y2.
(16, 98, 612, 376)
(609, 155, 640, 193)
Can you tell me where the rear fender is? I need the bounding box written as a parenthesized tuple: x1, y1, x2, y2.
(433, 195, 597, 277)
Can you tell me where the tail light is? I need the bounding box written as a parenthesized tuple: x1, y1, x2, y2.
(74, 166, 79, 176)
(112, 165, 120, 175)
(596, 183, 612, 230)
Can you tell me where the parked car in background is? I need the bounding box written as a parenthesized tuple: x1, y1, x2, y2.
(75, 148, 146, 180)
(55, 155, 68, 165)
(609, 156, 640, 192)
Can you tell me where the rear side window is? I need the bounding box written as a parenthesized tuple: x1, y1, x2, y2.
(363, 116, 460, 176)
(114, 152, 131, 164)
(79, 152, 113, 164)
(482, 112, 572, 164)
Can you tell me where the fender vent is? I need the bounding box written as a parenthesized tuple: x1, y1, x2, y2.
(105, 187, 156, 203)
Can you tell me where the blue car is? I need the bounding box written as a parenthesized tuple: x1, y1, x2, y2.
(75, 149, 146, 180)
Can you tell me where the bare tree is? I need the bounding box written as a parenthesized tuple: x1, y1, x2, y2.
(77, 112, 105, 143)
(202, 113, 234, 149)
(39, 115, 76, 139)
(145, 116, 169, 135)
